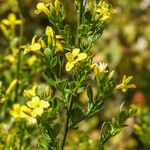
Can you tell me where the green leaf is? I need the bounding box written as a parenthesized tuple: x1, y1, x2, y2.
(63, 25, 71, 43)
(87, 85, 93, 103)
(38, 134, 50, 150)
(50, 56, 57, 67)
(70, 107, 85, 127)
(47, 124, 60, 141)
(43, 73, 56, 87)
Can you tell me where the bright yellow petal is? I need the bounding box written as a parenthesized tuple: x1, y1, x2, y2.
(72, 48, 80, 57)
(31, 43, 41, 51)
(8, 13, 16, 22)
(39, 100, 49, 108)
(21, 45, 31, 54)
(65, 52, 74, 61)
(31, 35, 37, 45)
(27, 96, 40, 108)
(56, 41, 64, 52)
(125, 76, 133, 83)
(1, 19, 10, 25)
(15, 20, 22, 25)
(77, 53, 87, 61)
(123, 75, 127, 83)
(66, 62, 74, 71)
(45, 26, 54, 37)
(31, 107, 43, 117)
(94, 67, 99, 76)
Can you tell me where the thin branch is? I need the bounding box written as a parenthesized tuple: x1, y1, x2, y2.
(77, 0, 84, 47)
(15, 0, 24, 101)
(61, 97, 74, 150)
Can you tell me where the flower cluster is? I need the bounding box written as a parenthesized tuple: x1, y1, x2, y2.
(96, 1, 115, 22)
(21, 26, 63, 55)
(10, 85, 50, 123)
(35, 0, 61, 17)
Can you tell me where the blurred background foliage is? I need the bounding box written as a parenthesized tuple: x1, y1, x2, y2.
(0, 0, 150, 149)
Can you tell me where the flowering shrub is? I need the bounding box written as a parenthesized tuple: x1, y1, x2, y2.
(0, 0, 139, 149)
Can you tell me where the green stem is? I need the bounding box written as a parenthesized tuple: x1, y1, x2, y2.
(77, 0, 84, 47)
(15, 0, 24, 101)
(61, 97, 74, 150)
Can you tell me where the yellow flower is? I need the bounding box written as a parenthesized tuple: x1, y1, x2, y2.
(4, 55, 16, 64)
(23, 84, 37, 99)
(45, 26, 64, 52)
(0, 95, 7, 103)
(6, 79, 17, 96)
(26, 96, 50, 117)
(1, 13, 22, 32)
(9, 104, 28, 120)
(26, 55, 37, 66)
(38, 38, 47, 48)
(96, 1, 115, 22)
(65, 48, 87, 71)
(116, 75, 136, 92)
(108, 70, 114, 80)
(91, 62, 108, 76)
(56, 35, 64, 52)
(54, 0, 61, 15)
(21, 35, 42, 55)
(45, 26, 54, 44)
(35, 3, 50, 16)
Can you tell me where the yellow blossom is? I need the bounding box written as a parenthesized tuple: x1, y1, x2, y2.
(54, 0, 61, 15)
(26, 55, 37, 66)
(96, 1, 115, 22)
(38, 38, 47, 48)
(1, 13, 22, 32)
(9, 104, 28, 120)
(26, 96, 50, 117)
(116, 75, 136, 92)
(23, 84, 37, 99)
(0, 96, 7, 103)
(91, 62, 108, 76)
(6, 79, 17, 96)
(108, 70, 114, 80)
(45, 26, 54, 44)
(45, 26, 64, 52)
(4, 55, 16, 64)
(21, 35, 42, 55)
(10, 104, 36, 123)
(35, 3, 50, 16)
(65, 48, 87, 71)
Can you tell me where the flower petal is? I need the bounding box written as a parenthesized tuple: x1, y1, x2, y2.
(39, 100, 50, 108)
(31, 43, 41, 51)
(77, 53, 87, 61)
(27, 96, 40, 108)
(65, 52, 74, 61)
(72, 48, 80, 57)
(65, 62, 74, 71)
(125, 76, 133, 83)
(31, 107, 43, 117)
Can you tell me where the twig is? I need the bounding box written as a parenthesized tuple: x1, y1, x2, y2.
(15, 0, 24, 102)
(61, 97, 74, 150)
(77, 0, 84, 47)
